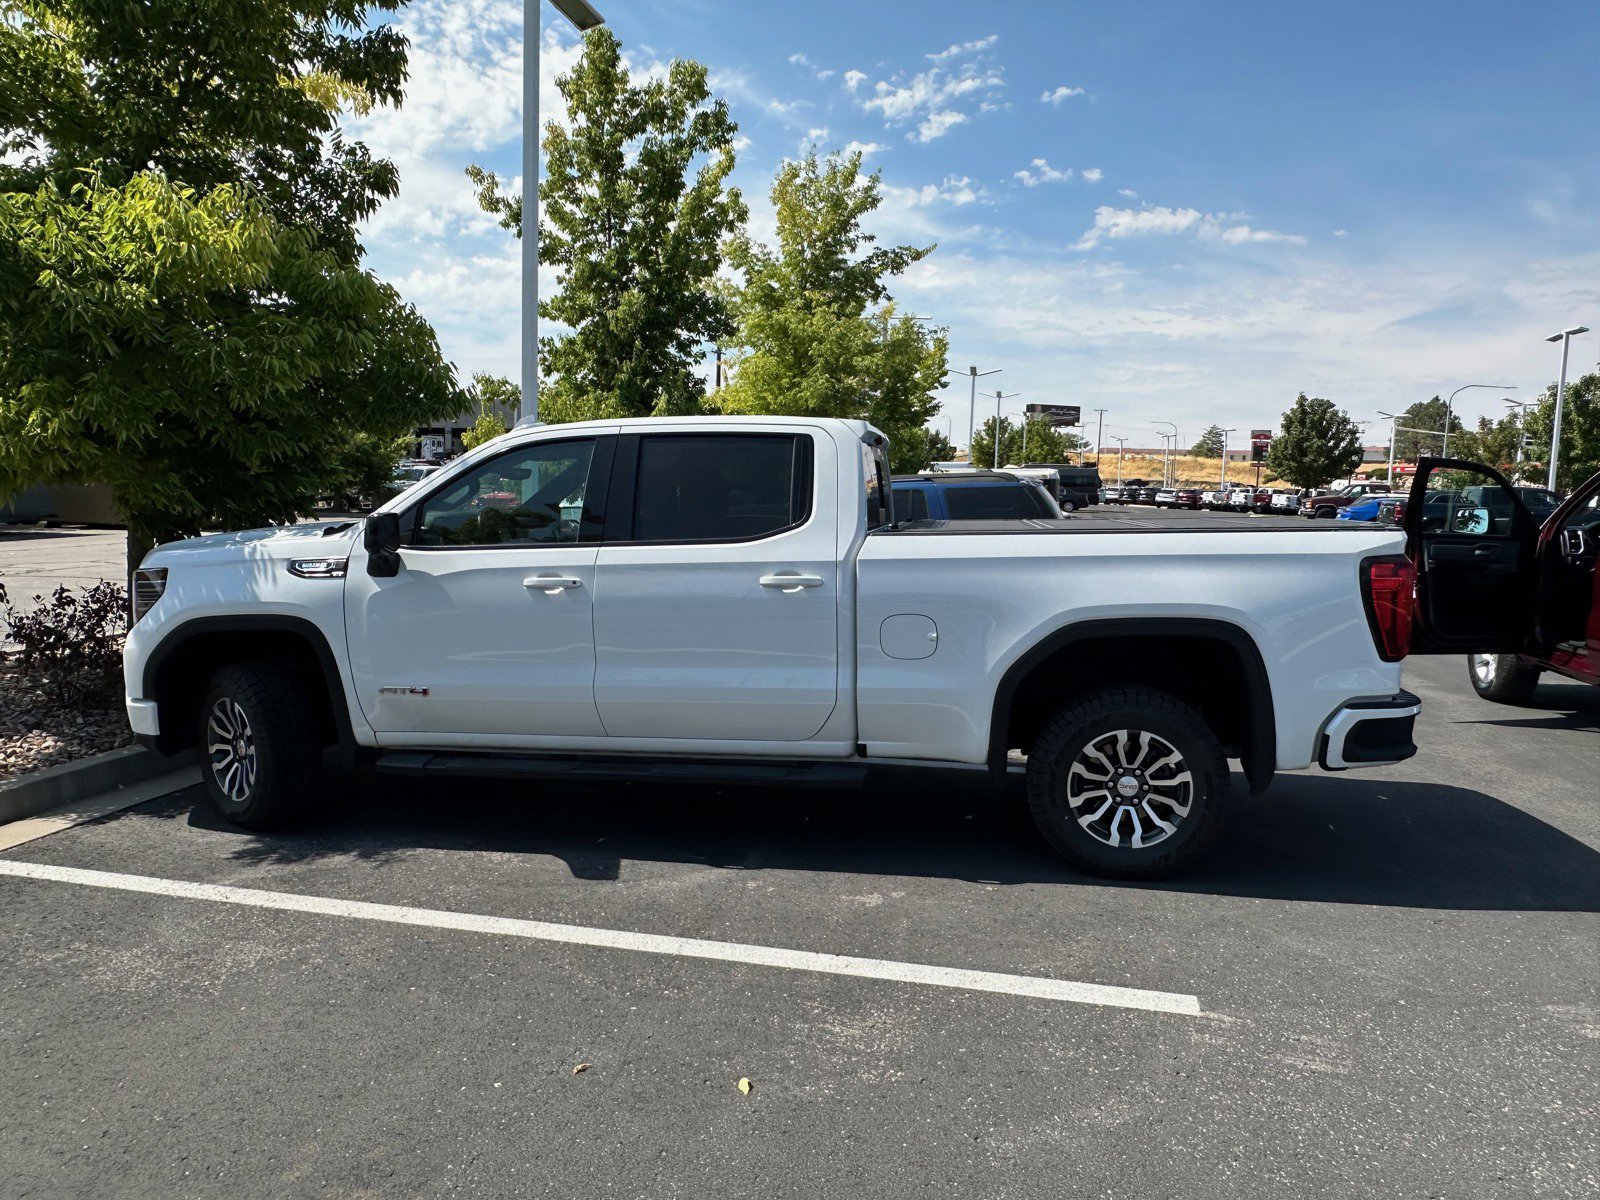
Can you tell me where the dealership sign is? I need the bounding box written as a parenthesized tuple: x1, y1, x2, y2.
(1250, 428, 1273, 461)
(1025, 403, 1081, 427)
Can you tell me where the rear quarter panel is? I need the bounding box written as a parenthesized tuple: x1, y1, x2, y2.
(854, 527, 1407, 767)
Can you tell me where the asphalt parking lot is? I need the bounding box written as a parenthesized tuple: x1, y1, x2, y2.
(2, 650, 1596, 1198)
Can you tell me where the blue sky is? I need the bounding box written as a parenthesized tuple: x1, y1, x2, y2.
(352, 0, 1599, 449)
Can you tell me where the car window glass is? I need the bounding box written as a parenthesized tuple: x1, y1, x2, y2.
(944, 484, 1048, 520)
(1416, 466, 1520, 537)
(634, 434, 804, 542)
(894, 487, 930, 522)
(416, 439, 595, 547)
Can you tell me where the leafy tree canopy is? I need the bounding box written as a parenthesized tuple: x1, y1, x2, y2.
(1392, 396, 1463, 461)
(470, 29, 744, 422)
(1190, 425, 1226, 457)
(0, 0, 461, 562)
(1264, 394, 1363, 490)
(1520, 371, 1599, 490)
(970, 416, 1088, 472)
(718, 151, 947, 473)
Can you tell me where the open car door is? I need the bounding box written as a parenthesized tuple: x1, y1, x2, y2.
(1403, 458, 1540, 653)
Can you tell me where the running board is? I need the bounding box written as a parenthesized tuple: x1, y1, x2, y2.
(373, 751, 868, 789)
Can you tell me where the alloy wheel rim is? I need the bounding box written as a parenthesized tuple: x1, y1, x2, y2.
(1471, 654, 1497, 685)
(1065, 728, 1194, 849)
(207, 698, 258, 804)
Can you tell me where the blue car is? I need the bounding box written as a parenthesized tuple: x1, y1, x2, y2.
(1336, 495, 1392, 523)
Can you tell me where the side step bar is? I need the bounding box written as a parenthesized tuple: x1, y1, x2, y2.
(374, 751, 869, 789)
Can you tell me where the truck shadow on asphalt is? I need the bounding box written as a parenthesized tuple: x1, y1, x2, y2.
(161, 767, 1600, 914)
(1455, 679, 1600, 733)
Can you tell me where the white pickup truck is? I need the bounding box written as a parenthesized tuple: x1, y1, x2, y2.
(125, 416, 1444, 879)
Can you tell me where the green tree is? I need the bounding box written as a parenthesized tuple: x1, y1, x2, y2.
(719, 152, 948, 469)
(460, 413, 509, 451)
(970, 417, 1087, 471)
(1265, 394, 1363, 489)
(465, 372, 520, 424)
(0, 0, 460, 569)
(469, 29, 744, 422)
(1521, 371, 1599, 490)
(1392, 396, 1463, 461)
(1190, 425, 1226, 457)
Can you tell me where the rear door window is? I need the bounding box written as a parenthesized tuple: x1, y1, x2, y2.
(631, 434, 811, 543)
(894, 486, 930, 522)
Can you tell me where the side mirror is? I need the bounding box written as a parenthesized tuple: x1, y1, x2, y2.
(1451, 507, 1490, 535)
(364, 512, 402, 578)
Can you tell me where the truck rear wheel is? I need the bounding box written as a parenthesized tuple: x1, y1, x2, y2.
(199, 663, 321, 830)
(1468, 653, 1540, 705)
(1025, 687, 1230, 880)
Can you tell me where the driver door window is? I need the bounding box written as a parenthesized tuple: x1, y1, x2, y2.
(416, 439, 598, 546)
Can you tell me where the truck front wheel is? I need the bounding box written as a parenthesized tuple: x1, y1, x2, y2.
(199, 663, 322, 830)
(1025, 687, 1230, 879)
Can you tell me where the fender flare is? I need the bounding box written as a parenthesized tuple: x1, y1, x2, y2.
(140, 615, 358, 759)
(987, 617, 1277, 794)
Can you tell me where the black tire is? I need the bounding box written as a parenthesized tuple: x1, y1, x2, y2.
(1468, 653, 1540, 705)
(1026, 687, 1230, 880)
(198, 663, 322, 830)
(1314, 506, 1336, 519)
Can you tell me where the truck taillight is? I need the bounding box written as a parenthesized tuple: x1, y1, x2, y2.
(1360, 556, 1413, 662)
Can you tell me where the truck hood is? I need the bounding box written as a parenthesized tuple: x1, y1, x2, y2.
(144, 521, 362, 568)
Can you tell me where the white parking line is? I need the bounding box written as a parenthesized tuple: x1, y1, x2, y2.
(0, 859, 1201, 1016)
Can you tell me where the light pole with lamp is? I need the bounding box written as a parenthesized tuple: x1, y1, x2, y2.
(1218, 428, 1237, 494)
(1442, 383, 1516, 459)
(1376, 410, 1398, 480)
(1504, 398, 1534, 467)
(1090, 408, 1108, 463)
(1153, 421, 1177, 487)
(1110, 436, 1127, 487)
(965, 366, 1001, 456)
(522, 0, 608, 424)
(1545, 325, 1590, 490)
(990, 391, 1023, 468)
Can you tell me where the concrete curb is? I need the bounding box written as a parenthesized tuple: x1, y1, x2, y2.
(0, 745, 198, 825)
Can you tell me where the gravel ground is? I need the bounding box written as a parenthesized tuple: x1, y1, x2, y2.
(0, 658, 134, 781)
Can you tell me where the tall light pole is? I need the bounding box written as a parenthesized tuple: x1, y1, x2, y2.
(1218, 428, 1237, 493)
(966, 366, 1001, 455)
(990, 391, 1023, 468)
(1504, 398, 1534, 467)
(1110, 436, 1127, 486)
(1442, 382, 1516, 458)
(1377, 410, 1398, 480)
(1153, 421, 1177, 487)
(522, 0, 607, 424)
(1091, 408, 1108, 463)
(1546, 326, 1590, 490)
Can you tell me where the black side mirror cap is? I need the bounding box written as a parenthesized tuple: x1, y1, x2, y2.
(364, 512, 402, 577)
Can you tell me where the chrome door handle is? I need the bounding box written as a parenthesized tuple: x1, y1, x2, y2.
(524, 575, 583, 592)
(759, 573, 824, 591)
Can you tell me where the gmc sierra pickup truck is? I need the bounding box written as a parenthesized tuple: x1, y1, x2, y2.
(125, 416, 1485, 879)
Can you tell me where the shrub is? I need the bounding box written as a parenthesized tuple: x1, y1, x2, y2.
(4, 581, 128, 707)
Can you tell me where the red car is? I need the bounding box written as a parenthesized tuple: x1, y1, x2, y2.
(1402, 458, 1600, 701)
(1173, 488, 1201, 509)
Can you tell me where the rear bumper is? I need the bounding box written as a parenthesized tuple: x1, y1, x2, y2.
(1318, 690, 1420, 770)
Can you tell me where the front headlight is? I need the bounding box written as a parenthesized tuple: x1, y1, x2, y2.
(132, 568, 167, 624)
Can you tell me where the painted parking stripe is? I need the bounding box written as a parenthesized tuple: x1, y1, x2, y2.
(0, 859, 1201, 1016)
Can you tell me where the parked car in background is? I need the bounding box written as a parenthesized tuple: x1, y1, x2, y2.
(1132, 486, 1160, 505)
(1001, 465, 1065, 507)
(1336, 495, 1392, 523)
(1269, 489, 1302, 514)
(1022, 463, 1102, 509)
(1396, 460, 1599, 703)
(1301, 481, 1392, 518)
(1173, 488, 1201, 510)
(892, 471, 1062, 521)
(1224, 487, 1254, 512)
(1154, 487, 1178, 507)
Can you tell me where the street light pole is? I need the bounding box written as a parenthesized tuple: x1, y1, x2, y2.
(1504, 398, 1533, 466)
(522, 0, 607, 425)
(1442, 382, 1516, 459)
(1111, 436, 1127, 487)
(966, 366, 1001, 456)
(1377, 410, 1398, 480)
(1218, 428, 1237, 494)
(1153, 421, 1177, 487)
(1546, 326, 1590, 491)
(990, 391, 1023, 468)
(1091, 408, 1108, 463)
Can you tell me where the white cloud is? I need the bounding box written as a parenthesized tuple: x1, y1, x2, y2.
(843, 140, 887, 158)
(1080, 168, 1103, 183)
(884, 175, 988, 208)
(928, 34, 999, 61)
(805, 127, 830, 142)
(912, 110, 968, 143)
(1014, 158, 1073, 187)
(843, 69, 868, 93)
(1073, 205, 1305, 250)
(1333, 228, 1349, 237)
(1117, 188, 1138, 198)
(1041, 85, 1085, 105)
(788, 52, 811, 67)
